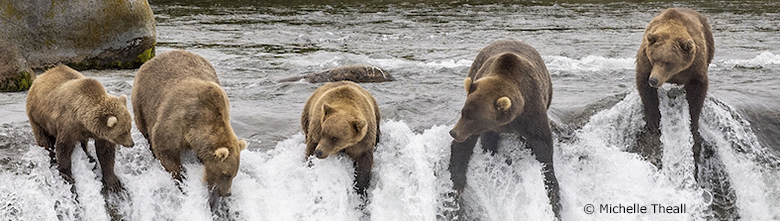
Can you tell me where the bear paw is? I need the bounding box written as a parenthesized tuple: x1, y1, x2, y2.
(102, 175, 125, 193)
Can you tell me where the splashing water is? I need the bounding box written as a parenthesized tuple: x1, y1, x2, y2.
(1, 89, 778, 220)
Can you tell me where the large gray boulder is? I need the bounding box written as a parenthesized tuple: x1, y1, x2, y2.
(0, 0, 156, 76)
(0, 41, 35, 92)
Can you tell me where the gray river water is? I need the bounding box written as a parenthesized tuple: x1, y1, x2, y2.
(1, 0, 779, 220)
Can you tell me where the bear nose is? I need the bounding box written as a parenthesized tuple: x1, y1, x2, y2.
(449, 130, 457, 139)
(648, 77, 659, 88)
(314, 150, 324, 158)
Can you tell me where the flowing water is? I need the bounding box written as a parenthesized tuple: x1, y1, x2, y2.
(1, 0, 779, 220)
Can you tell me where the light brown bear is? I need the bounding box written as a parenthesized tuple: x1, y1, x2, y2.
(449, 39, 560, 218)
(635, 8, 714, 178)
(301, 81, 380, 196)
(132, 50, 247, 210)
(26, 65, 134, 192)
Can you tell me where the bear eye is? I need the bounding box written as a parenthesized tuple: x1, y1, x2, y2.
(647, 35, 657, 45)
(330, 136, 338, 142)
(680, 40, 693, 52)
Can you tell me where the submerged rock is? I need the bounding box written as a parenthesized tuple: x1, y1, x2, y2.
(0, 41, 35, 92)
(279, 65, 393, 83)
(0, 0, 156, 74)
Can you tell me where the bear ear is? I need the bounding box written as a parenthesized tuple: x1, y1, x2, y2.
(463, 78, 473, 94)
(214, 147, 229, 162)
(352, 119, 367, 135)
(238, 139, 247, 151)
(680, 39, 694, 52)
(323, 103, 335, 116)
(119, 94, 127, 104)
(107, 116, 117, 128)
(495, 97, 512, 112)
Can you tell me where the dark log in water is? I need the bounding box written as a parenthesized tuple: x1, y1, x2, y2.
(279, 65, 393, 83)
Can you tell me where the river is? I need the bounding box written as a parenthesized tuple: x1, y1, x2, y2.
(1, 0, 779, 220)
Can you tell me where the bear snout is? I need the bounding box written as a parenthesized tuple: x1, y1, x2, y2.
(449, 130, 467, 142)
(314, 149, 325, 158)
(648, 77, 660, 88)
(119, 138, 134, 147)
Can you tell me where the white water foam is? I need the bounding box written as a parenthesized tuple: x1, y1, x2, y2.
(544, 55, 635, 73)
(284, 52, 638, 77)
(700, 98, 780, 220)
(722, 52, 780, 68)
(284, 50, 472, 72)
(2, 91, 778, 220)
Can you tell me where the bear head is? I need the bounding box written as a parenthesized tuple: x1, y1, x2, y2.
(643, 21, 697, 88)
(92, 94, 134, 147)
(314, 103, 368, 159)
(450, 75, 525, 143)
(203, 138, 247, 196)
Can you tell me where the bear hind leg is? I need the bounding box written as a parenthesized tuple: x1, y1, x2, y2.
(30, 121, 57, 164)
(96, 139, 123, 193)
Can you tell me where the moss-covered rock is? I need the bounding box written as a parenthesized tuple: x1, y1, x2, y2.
(0, 41, 36, 92)
(0, 0, 156, 72)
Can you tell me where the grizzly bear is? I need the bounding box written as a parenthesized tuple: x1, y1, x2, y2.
(635, 8, 714, 179)
(26, 65, 134, 192)
(449, 39, 560, 218)
(132, 50, 247, 210)
(301, 81, 380, 196)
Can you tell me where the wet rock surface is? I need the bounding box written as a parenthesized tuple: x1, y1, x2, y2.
(0, 0, 156, 73)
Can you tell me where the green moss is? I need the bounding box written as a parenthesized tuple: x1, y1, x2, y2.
(68, 45, 156, 70)
(135, 47, 155, 63)
(1, 2, 24, 20)
(0, 70, 35, 92)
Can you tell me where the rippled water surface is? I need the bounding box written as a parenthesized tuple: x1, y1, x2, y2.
(1, 0, 779, 220)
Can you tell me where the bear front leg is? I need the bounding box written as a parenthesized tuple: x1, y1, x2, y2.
(352, 151, 373, 197)
(54, 139, 77, 184)
(156, 149, 185, 183)
(305, 140, 318, 159)
(637, 74, 661, 133)
(523, 120, 561, 220)
(635, 70, 664, 168)
(449, 135, 478, 192)
(95, 139, 123, 193)
(685, 79, 708, 181)
(480, 131, 500, 155)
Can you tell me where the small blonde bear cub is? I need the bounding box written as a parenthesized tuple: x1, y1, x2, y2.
(26, 65, 135, 193)
(301, 81, 381, 196)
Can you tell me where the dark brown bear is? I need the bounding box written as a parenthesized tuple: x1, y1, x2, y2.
(26, 65, 134, 192)
(449, 39, 560, 218)
(301, 81, 380, 196)
(635, 8, 714, 178)
(132, 50, 247, 210)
